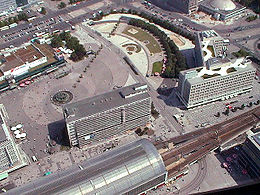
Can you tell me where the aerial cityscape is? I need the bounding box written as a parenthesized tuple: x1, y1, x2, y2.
(0, 0, 259, 194)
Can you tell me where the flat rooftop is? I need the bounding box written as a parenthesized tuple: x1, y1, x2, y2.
(180, 57, 255, 84)
(34, 43, 56, 65)
(0, 44, 44, 73)
(63, 83, 150, 122)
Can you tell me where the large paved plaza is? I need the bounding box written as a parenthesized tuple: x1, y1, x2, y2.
(0, 39, 133, 160)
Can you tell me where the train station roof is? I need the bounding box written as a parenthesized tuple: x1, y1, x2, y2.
(6, 139, 167, 195)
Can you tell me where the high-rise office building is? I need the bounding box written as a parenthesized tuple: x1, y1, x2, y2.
(177, 57, 256, 108)
(63, 83, 151, 147)
(239, 129, 260, 178)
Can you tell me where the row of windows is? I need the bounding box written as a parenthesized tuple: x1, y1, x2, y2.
(190, 72, 254, 90)
(190, 79, 253, 96)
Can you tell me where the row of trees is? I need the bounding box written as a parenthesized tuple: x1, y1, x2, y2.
(51, 31, 86, 62)
(92, 8, 195, 41)
(126, 9, 195, 41)
(0, 13, 28, 28)
(129, 18, 187, 78)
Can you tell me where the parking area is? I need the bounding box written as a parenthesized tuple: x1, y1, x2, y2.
(0, 16, 66, 44)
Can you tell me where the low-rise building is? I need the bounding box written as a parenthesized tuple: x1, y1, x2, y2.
(199, 0, 246, 21)
(63, 83, 151, 147)
(0, 42, 59, 90)
(177, 57, 256, 108)
(0, 104, 27, 179)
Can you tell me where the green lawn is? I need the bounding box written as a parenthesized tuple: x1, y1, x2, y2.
(207, 45, 215, 57)
(123, 26, 161, 54)
(152, 61, 163, 74)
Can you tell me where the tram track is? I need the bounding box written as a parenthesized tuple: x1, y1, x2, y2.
(176, 158, 207, 195)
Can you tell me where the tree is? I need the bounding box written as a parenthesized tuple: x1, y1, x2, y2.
(13, 16, 19, 23)
(17, 13, 28, 21)
(128, 17, 187, 78)
(0, 21, 5, 27)
(70, 51, 79, 61)
(135, 128, 142, 135)
(40, 7, 47, 15)
(58, 2, 66, 9)
(65, 37, 79, 50)
(59, 31, 71, 42)
(51, 35, 63, 48)
(8, 17, 15, 24)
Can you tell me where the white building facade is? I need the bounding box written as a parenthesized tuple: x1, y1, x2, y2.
(177, 58, 256, 108)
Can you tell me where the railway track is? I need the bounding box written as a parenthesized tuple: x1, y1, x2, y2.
(162, 106, 260, 179)
(155, 106, 260, 150)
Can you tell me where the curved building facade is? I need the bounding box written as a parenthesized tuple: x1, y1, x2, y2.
(200, 0, 246, 21)
(6, 139, 167, 195)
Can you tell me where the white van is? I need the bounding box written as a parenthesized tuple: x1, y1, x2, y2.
(32, 156, 38, 162)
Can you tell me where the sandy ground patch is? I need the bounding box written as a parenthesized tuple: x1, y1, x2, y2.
(69, 9, 86, 18)
(88, 2, 104, 10)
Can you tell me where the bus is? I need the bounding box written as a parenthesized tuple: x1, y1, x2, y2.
(0, 26, 9, 31)
(52, 30, 60, 34)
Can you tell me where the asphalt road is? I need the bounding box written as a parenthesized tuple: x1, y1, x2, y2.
(216, 22, 260, 34)
(230, 38, 260, 60)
